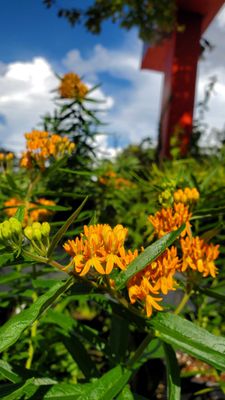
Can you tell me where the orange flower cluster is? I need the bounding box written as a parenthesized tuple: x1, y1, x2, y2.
(59, 72, 88, 99)
(174, 187, 200, 204)
(148, 202, 192, 238)
(148, 193, 219, 281)
(180, 236, 219, 278)
(99, 171, 133, 189)
(128, 247, 179, 317)
(63, 224, 138, 277)
(20, 130, 75, 170)
(4, 197, 56, 224)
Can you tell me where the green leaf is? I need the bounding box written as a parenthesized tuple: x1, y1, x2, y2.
(61, 333, 100, 379)
(0, 272, 21, 285)
(84, 366, 132, 400)
(110, 313, 129, 364)
(199, 285, 225, 302)
(115, 225, 184, 289)
(0, 277, 74, 352)
(14, 205, 25, 223)
(0, 360, 21, 384)
(150, 313, 225, 371)
(117, 385, 134, 399)
(0, 253, 15, 267)
(163, 343, 181, 400)
(1, 378, 36, 400)
(47, 196, 88, 257)
(42, 383, 92, 399)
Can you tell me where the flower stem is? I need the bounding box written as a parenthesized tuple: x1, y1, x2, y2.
(174, 291, 193, 315)
(127, 332, 152, 369)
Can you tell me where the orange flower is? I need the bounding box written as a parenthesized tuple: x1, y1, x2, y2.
(4, 197, 56, 224)
(148, 203, 192, 238)
(174, 187, 200, 204)
(63, 224, 138, 276)
(180, 236, 219, 278)
(20, 130, 75, 170)
(99, 170, 133, 189)
(59, 72, 88, 99)
(128, 247, 179, 317)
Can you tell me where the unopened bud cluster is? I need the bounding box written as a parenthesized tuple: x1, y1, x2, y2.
(24, 222, 50, 256)
(0, 152, 14, 171)
(0, 217, 22, 254)
(173, 188, 200, 204)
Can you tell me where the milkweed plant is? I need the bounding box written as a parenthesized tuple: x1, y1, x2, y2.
(0, 72, 225, 400)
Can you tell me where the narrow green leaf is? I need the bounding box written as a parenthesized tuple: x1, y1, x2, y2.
(47, 196, 88, 257)
(62, 333, 100, 379)
(117, 385, 134, 399)
(0, 272, 21, 285)
(199, 286, 225, 302)
(150, 313, 225, 371)
(163, 343, 181, 400)
(0, 277, 74, 352)
(42, 383, 92, 399)
(14, 205, 25, 222)
(110, 313, 129, 363)
(1, 378, 35, 400)
(0, 360, 21, 383)
(115, 225, 184, 289)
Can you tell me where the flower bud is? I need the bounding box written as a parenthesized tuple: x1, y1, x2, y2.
(32, 222, 41, 230)
(1, 221, 12, 240)
(32, 228, 42, 242)
(41, 222, 50, 237)
(24, 226, 33, 241)
(9, 218, 22, 235)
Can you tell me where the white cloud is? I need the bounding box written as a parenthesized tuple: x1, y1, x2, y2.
(0, 57, 113, 154)
(1, 8, 225, 155)
(0, 57, 57, 151)
(63, 37, 162, 146)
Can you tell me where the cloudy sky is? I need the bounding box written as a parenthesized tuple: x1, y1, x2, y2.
(0, 1, 225, 154)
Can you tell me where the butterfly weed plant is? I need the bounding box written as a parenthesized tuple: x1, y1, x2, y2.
(0, 72, 225, 399)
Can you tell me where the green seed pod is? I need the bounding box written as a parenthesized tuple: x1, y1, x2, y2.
(41, 222, 50, 237)
(32, 228, 42, 242)
(9, 217, 22, 235)
(24, 226, 33, 241)
(32, 222, 41, 230)
(1, 221, 12, 240)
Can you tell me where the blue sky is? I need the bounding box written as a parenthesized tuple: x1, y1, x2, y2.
(1, 1, 225, 154)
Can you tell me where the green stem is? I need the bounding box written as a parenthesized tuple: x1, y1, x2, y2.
(127, 332, 152, 369)
(26, 273, 38, 370)
(174, 291, 193, 315)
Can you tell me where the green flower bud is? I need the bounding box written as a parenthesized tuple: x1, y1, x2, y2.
(24, 226, 33, 241)
(32, 222, 41, 230)
(32, 228, 42, 242)
(9, 217, 22, 235)
(41, 222, 50, 237)
(1, 221, 12, 240)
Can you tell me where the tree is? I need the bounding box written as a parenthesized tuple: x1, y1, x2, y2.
(43, 0, 177, 42)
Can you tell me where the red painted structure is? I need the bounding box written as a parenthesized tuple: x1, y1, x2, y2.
(141, 0, 224, 158)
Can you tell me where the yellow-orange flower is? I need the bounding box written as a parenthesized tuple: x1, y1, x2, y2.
(174, 187, 200, 204)
(63, 224, 138, 276)
(99, 170, 133, 189)
(128, 247, 179, 317)
(59, 72, 88, 99)
(180, 236, 219, 278)
(148, 203, 192, 238)
(4, 197, 56, 224)
(20, 130, 75, 170)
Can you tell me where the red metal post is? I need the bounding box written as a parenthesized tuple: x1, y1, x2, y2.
(159, 10, 202, 158)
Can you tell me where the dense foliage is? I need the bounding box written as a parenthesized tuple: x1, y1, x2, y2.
(42, 0, 177, 41)
(0, 73, 225, 400)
